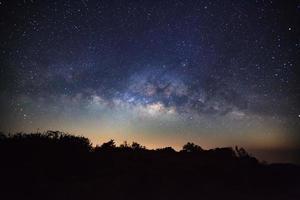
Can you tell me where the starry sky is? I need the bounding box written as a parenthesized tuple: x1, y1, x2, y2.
(0, 0, 299, 163)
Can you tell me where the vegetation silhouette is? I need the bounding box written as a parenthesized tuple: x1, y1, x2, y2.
(181, 142, 203, 152)
(0, 131, 299, 200)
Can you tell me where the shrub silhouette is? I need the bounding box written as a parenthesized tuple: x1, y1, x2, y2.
(211, 147, 236, 158)
(156, 147, 176, 153)
(0, 130, 92, 155)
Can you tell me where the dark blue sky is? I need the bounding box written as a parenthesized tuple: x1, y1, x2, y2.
(0, 0, 299, 163)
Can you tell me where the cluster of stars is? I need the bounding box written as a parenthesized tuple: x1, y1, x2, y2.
(0, 0, 298, 162)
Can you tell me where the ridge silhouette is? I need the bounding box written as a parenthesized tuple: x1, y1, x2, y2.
(0, 130, 299, 200)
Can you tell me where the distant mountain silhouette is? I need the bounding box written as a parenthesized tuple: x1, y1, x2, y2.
(0, 131, 299, 200)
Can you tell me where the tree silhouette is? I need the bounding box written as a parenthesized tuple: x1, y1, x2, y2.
(119, 141, 129, 149)
(181, 142, 203, 153)
(235, 146, 258, 165)
(235, 146, 249, 157)
(95, 139, 116, 152)
(130, 142, 146, 150)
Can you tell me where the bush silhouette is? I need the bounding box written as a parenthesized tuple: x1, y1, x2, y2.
(156, 147, 176, 153)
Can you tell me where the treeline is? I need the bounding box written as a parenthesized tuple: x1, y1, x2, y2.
(0, 130, 257, 163)
(0, 130, 299, 200)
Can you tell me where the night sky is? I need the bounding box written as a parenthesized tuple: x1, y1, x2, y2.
(0, 0, 299, 163)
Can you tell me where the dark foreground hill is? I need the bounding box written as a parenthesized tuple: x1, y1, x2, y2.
(0, 131, 299, 200)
